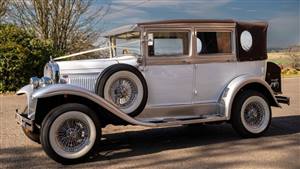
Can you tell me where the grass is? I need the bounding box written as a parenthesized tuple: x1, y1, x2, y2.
(268, 52, 294, 65)
(268, 52, 300, 78)
(282, 71, 300, 78)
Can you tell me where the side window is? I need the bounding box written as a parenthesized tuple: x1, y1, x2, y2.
(148, 31, 190, 57)
(196, 32, 232, 55)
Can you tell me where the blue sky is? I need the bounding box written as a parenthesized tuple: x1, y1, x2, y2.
(98, 0, 299, 48)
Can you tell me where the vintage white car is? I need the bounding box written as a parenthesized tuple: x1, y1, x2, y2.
(16, 19, 289, 164)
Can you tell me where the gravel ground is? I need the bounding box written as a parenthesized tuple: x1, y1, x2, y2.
(0, 77, 299, 169)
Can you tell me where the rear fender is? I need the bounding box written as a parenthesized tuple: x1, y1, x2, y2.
(220, 74, 280, 120)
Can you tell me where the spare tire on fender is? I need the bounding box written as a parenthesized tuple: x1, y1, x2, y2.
(95, 64, 148, 117)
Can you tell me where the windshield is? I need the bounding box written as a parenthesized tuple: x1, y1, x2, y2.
(111, 31, 141, 57)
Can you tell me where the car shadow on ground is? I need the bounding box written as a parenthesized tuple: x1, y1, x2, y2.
(1, 115, 299, 168)
(89, 115, 300, 162)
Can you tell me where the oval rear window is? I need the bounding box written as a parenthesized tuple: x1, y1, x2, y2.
(240, 30, 253, 51)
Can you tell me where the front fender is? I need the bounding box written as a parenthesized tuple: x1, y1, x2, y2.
(32, 84, 156, 126)
(16, 85, 37, 119)
(220, 74, 280, 120)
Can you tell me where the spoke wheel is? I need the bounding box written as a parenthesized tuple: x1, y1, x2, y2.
(40, 103, 101, 164)
(109, 78, 138, 109)
(96, 64, 148, 117)
(50, 113, 93, 156)
(241, 96, 270, 134)
(231, 90, 271, 138)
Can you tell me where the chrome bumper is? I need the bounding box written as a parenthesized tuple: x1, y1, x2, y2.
(16, 84, 37, 120)
(15, 112, 34, 131)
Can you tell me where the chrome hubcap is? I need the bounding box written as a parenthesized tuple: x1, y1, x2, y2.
(56, 119, 90, 152)
(244, 101, 265, 128)
(109, 78, 138, 108)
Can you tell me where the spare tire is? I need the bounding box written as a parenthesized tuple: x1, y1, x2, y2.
(95, 64, 148, 117)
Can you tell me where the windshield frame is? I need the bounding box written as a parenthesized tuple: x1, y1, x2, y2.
(109, 31, 141, 58)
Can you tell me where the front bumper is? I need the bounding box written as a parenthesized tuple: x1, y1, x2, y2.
(15, 113, 34, 131)
(16, 84, 37, 132)
(16, 84, 37, 119)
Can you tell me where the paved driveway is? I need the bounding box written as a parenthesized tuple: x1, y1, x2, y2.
(0, 78, 299, 169)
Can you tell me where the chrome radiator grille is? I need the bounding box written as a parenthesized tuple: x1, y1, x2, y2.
(65, 74, 99, 92)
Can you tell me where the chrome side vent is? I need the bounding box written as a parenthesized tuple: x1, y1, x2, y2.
(64, 74, 98, 92)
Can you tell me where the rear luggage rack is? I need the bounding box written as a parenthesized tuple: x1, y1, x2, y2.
(275, 96, 290, 105)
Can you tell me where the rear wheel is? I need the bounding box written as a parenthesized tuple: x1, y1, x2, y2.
(231, 90, 271, 138)
(40, 103, 101, 164)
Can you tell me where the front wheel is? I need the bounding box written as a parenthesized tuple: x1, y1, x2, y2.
(231, 90, 271, 138)
(40, 103, 101, 164)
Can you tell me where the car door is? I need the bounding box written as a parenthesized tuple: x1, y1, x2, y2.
(142, 29, 194, 108)
(193, 27, 237, 104)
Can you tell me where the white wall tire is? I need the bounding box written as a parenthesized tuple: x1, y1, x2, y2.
(40, 103, 101, 164)
(104, 71, 143, 114)
(240, 96, 270, 134)
(96, 64, 148, 117)
(231, 90, 271, 138)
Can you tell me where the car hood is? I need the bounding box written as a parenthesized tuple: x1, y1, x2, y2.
(57, 55, 138, 74)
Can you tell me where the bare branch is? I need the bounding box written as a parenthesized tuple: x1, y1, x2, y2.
(9, 0, 110, 54)
(0, 0, 8, 22)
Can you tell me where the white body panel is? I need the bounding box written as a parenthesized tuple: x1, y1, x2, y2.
(143, 65, 194, 106)
(57, 56, 138, 91)
(58, 56, 266, 108)
(194, 61, 265, 103)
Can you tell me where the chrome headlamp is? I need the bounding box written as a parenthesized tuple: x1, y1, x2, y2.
(39, 77, 53, 87)
(30, 77, 53, 89)
(30, 77, 40, 89)
(44, 61, 60, 83)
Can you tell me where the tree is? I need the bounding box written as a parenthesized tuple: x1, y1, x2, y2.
(0, 24, 56, 92)
(0, 0, 8, 22)
(10, 0, 109, 54)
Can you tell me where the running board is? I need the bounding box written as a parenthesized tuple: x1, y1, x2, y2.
(135, 115, 227, 127)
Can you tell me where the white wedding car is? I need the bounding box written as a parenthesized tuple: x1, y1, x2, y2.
(16, 19, 289, 164)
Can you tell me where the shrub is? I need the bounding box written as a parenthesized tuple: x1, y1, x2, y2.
(285, 46, 300, 70)
(0, 24, 56, 92)
(281, 67, 299, 75)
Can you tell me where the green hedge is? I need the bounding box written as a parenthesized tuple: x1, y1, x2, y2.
(0, 24, 57, 92)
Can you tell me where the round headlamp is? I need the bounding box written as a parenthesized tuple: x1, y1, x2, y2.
(39, 77, 53, 87)
(30, 77, 40, 89)
(44, 61, 60, 83)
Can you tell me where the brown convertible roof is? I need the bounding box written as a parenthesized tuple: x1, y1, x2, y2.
(138, 19, 235, 25)
(137, 19, 268, 27)
(137, 19, 236, 25)
(103, 19, 267, 36)
(103, 19, 268, 61)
